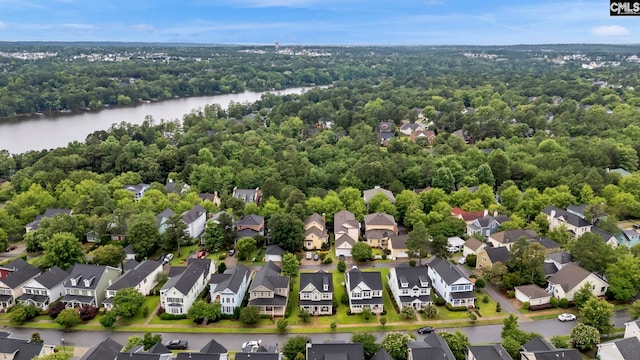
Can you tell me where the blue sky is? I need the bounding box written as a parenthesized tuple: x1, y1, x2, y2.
(0, 0, 637, 45)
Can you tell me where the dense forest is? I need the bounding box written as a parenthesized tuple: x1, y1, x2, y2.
(1, 44, 640, 294)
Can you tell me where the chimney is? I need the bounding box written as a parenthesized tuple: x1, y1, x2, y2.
(483, 209, 489, 217)
(493, 210, 498, 217)
(321, 213, 326, 222)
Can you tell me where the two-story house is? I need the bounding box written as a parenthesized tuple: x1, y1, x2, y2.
(377, 122, 395, 147)
(17, 266, 68, 310)
(463, 237, 487, 258)
(345, 267, 383, 314)
(60, 264, 121, 308)
(410, 130, 436, 145)
(399, 123, 424, 136)
(156, 208, 175, 235)
(597, 337, 640, 360)
(103, 260, 163, 311)
(248, 261, 290, 317)
(466, 214, 509, 238)
(388, 234, 410, 260)
(123, 183, 150, 201)
(363, 212, 398, 249)
(618, 229, 640, 248)
(210, 265, 251, 315)
(407, 333, 455, 360)
(388, 265, 431, 310)
(0, 259, 41, 310)
(304, 213, 328, 250)
(198, 192, 222, 208)
(0, 337, 56, 360)
(451, 208, 487, 225)
(306, 343, 364, 360)
(232, 187, 261, 205)
(520, 337, 581, 360)
(488, 229, 537, 251)
(427, 257, 475, 308)
(334, 210, 360, 258)
(299, 271, 333, 315)
(542, 205, 592, 238)
(467, 345, 512, 360)
(476, 247, 511, 270)
(160, 259, 213, 315)
(546, 262, 609, 302)
(181, 204, 207, 239)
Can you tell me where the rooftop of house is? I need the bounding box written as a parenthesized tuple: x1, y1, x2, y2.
(305, 213, 326, 228)
(28, 266, 67, 289)
(548, 262, 603, 292)
(107, 260, 162, 291)
(363, 186, 396, 204)
(236, 214, 265, 227)
(249, 261, 289, 292)
(265, 244, 286, 256)
(347, 268, 382, 291)
(182, 204, 206, 225)
(428, 257, 469, 286)
(79, 337, 123, 360)
(464, 237, 485, 251)
(301, 271, 333, 293)
(490, 229, 538, 244)
(64, 264, 116, 290)
(393, 265, 430, 288)
(210, 265, 250, 294)
(467, 345, 512, 360)
(26, 208, 73, 230)
(306, 342, 365, 360)
(363, 212, 396, 227)
(542, 205, 592, 228)
(451, 207, 486, 222)
(484, 246, 511, 264)
(389, 234, 409, 249)
(515, 284, 550, 299)
(161, 259, 210, 295)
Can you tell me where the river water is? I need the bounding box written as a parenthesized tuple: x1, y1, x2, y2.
(0, 87, 312, 154)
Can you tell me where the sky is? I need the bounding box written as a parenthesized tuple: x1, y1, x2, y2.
(0, 0, 638, 45)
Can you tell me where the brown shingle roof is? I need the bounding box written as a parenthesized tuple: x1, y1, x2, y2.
(515, 284, 550, 299)
(547, 263, 596, 292)
(364, 212, 396, 227)
(464, 237, 484, 251)
(490, 229, 537, 244)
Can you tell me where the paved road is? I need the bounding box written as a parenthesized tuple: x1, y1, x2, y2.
(4, 310, 630, 355)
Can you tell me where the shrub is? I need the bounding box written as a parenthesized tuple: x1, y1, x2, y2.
(318, 253, 327, 261)
(434, 296, 446, 306)
(381, 254, 387, 260)
(507, 291, 515, 298)
(468, 312, 477, 322)
(100, 311, 117, 328)
(550, 335, 571, 349)
(156, 307, 166, 315)
(330, 321, 337, 330)
(337, 260, 346, 272)
(323, 257, 333, 264)
(445, 303, 468, 311)
(47, 301, 66, 319)
(295, 253, 303, 261)
(277, 318, 288, 332)
(218, 254, 227, 261)
(550, 297, 559, 308)
(466, 254, 477, 267)
(401, 305, 416, 319)
(217, 262, 227, 274)
(341, 293, 349, 305)
(482, 295, 489, 304)
(475, 278, 485, 289)
(142, 306, 150, 317)
(160, 313, 188, 320)
(79, 305, 99, 321)
(495, 302, 502, 312)
(380, 316, 387, 327)
(409, 260, 416, 267)
(299, 309, 311, 323)
(240, 306, 260, 324)
(559, 298, 569, 309)
(424, 304, 439, 318)
(362, 308, 373, 320)
(321, 242, 329, 251)
(469, 274, 477, 279)
(523, 302, 530, 311)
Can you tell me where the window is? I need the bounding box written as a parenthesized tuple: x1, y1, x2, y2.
(601, 287, 606, 293)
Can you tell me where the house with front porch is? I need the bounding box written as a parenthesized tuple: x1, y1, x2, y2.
(488, 229, 537, 251)
(209, 265, 251, 315)
(363, 212, 398, 249)
(546, 262, 608, 302)
(345, 267, 383, 314)
(427, 257, 475, 308)
(17, 266, 68, 310)
(60, 264, 121, 308)
(542, 205, 592, 238)
(299, 271, 333, 315)
(248, 261, 289, 317)
(160, 259, 213, 315)
(466, 214, 509, 238)
(0, 259, 41, 310)
(388, 265, 431, 310)
(236, 214, 265, 236)
(103, 260, 163, 311)
(334, 210, 360, 258)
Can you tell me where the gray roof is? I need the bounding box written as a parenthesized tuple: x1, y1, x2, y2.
(475, 215, 509, 228)
(542, 206, 591, 228)
(364, 212, 396, 227)
(334, 210, 356, 227)
(200, 338, 228, 354)
(147, 342, 171, 354)
(30, 266, 67, 289)
(124, 244, 136, 255)
(236, 229, 261, 239)
(347, 268, 382, 291)
(566, 204, 588, 217)
(484, 247, 511, 264)
(300, 271, 333, 294)
(60, 294, 95, 304)
(363, 187, 395, 204)
(237, 214, 264, 227)
(420, 333, 456, 360)
(176, 354, 221, 360)
(307, 343, 365, 360)
(305, 213, 326, 228)
(116, 353, 162, 360)
(107, 260, 162, 291)
(530, 238, 560, 250)
(389, 234, 408, 249)
(233, 188, 260, 203)
(156, 208, 175, 222)
(124, 259, 140, 271)
(64, 264, 112, 290)
(182, 204, 206, 225)
(0, 259, 40, 289)
(522, 337, 555, 352)
(467, 345, 512, 360)
(210, 265, 250, 294)
(548, 251, 573, 265)
(249, 261, 289, 292)
(265, 245, 285, 256)
(428, 257, 469, 286)
(0, 338, 44, 360)
(523, 349, 581, 360)
(123, 183, 149, 194)
(162, 260, 210, 295)
(548, 263, 600, 293)
(80, 337, 124, 360)
(371, 349, 393, 360)
(26, 208, 72, 230)
(591, 227, 617, 242)
(235, 353, 279, 360)
(491, 229, 538, 244)
(515, 284, 549, 300)
(393, 265, 430, 289)
(612, 337, 640, 359)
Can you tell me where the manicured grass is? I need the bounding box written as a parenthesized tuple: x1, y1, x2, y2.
(474, 292, 501, 317)
(169, 245, 201, 266)
(115, 296, 160, 326)
(149, 316, 194, 325)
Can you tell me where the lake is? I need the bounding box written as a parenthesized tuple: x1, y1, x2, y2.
(0, 87, 313, 154)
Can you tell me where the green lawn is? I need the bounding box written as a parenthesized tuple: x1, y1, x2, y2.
(115, 296, 160, 326)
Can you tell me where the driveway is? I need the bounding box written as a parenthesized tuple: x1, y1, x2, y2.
(0, 241, 25, 259)
(455, 263, 521, 315)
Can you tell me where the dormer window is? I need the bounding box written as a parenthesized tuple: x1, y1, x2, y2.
(70, 276, 81, 286)
(400, 281, 408, 288)
(323, 283, 329, 291)
(84, 279, 92, 287)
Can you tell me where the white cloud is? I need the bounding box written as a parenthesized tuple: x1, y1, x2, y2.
(130, 23, 155, 32)
(592, 25, 630, 36)
(0, 21, 6, 30)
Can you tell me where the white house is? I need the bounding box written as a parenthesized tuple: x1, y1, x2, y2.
(427, 257, 475, 308)
(542, 205, 592, 238)
(466, 214, 509, 238)
(17, 266, 68, 310)
(514, 284, 551, 308)
(463, 237, 487, 258)
(334, 210, 360, 258)
(388, 265, 431, 310)
(0, 258, 41, 310)
(123, 183, 149, 201)
(160, 259, 213, 315)
(103, 260, 163, 311)
(210, 265, 251, 315)
(299, 271, 333, 315)
(625, 320, 640, 340)
(345, 267, 383, 314)
(546, 262, 608, 301)
(597, 337, 640, 360)
(181, 204, 207, 239)
(264, 245, 286, 263)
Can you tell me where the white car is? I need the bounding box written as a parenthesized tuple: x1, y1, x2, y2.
(446, 246, 459, 253)
(242, 340, 262, 351)
(557, 313, 576, 321)
(163, 253, 174, 264)
(306, 252, 312, 260)
(457, 257, 466, 265)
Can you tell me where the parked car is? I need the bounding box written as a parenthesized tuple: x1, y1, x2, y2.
(165, 339, 188, 349)
(416, 326, 435, 334)
(633, 224, 640, 229)
(313, 253, 319, 261)
(306, 252, 312, 260)
(5, 245, 16, 252)
(242, 340, 262, 351)
(338, 254, 345, 261)
(197, 250, 208, 259)
(446, 246, 459, 253)
(163, 253, 174, 264)
(557, 313, 576, 322)
(228, 249, 235, 257)
(457, 256, 466, 265)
